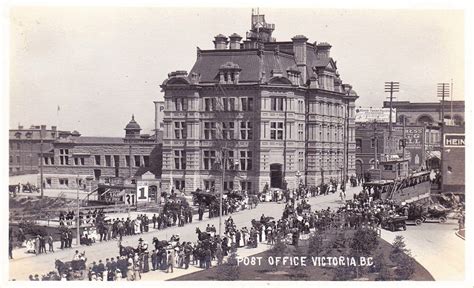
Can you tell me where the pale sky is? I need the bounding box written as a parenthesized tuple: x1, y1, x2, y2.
(9, 7, 464, 137)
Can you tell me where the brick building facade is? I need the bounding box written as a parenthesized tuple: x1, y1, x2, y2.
(355, 122, 426, 177)
(160, 13, 358, 194)
(40, 116, 161, 191)
(9, 125, 63, 176)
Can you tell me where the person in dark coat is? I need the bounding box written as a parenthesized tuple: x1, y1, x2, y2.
(97, 260, 105, 278)
(151, 250, 158, 271)
(235, 230, 241, 248)
(204, 248, 212, 269)
(142, 252, 150, 273)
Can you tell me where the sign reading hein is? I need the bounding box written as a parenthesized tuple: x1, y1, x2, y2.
(444, 134, 465, 147)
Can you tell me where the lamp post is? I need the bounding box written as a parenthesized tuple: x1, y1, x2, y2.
(218, 149, 228, 239)
(76, 175, 80, 246)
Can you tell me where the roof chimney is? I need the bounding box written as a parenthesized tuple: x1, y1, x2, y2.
(228, 33, 242, 50)
(292, 35, 308, 82)
(317, 42, 332, 59)
(213, 34, 229, 50)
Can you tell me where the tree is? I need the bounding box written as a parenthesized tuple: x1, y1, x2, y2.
(390, 236, 415, 280)
(350, 228, 379, 256)
(216, 245, 240, 281)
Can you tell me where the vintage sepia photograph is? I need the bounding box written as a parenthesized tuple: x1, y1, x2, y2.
(3, 2, 470, 286)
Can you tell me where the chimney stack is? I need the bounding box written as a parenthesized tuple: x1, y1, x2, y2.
(213, 34, 229, 50)
(316, 42, 332, 59)
(291, 35, 308, 82)
(229, 33, 242, 50)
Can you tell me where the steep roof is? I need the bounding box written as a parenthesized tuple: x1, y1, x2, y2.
(190, 50, 261, 83)
(189, 49, 300, 84)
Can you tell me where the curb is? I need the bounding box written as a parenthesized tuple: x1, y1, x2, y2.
(455, 230, 465, 240)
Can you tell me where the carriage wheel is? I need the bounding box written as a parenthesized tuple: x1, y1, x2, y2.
(439, 217, 447, 223)
(415, 219, 422, 226)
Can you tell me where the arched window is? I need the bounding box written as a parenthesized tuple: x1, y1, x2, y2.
(417, 115, 434, 125)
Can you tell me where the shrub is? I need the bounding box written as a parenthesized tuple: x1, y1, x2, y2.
(269, 236, 287, 258)
(390, 236, 415, 280)
(308, 234, 324, 256)
(216, 245, 240, 281)
(350, 228, 379, 256)
(373, 253, 392, 280)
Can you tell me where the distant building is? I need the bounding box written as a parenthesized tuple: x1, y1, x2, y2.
(40, 116, 162, 191)
(442, 126, 465, 192)
(383, 100, 464, 172)
(384, 100, 465, 127)
(355, 122, 426, 178)
(9, 125, 63, 176)
(160, 12, 358, 193)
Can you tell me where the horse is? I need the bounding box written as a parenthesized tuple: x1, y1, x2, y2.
(195, 227, 210, 241)
(152, 237, 169, 250)
(55, 259, 86, 277)
(118, 241, 137, 257)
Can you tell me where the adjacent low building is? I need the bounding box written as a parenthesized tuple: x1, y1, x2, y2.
(39, 116, 162, 191)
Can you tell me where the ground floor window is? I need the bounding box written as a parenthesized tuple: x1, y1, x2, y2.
(224, 181, 234, 191)
(240, 181, 252, 192)
(174, 179, 185, 190)
(204, 180, 215, 191)
(59, 178, 69, 187)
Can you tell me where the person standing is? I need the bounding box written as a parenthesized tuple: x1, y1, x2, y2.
(167, 250, 174, 273)
(151, 250, 158, 271)
(47, 234, 54, 252)
(34, 235, 40, 255)
(204, 247, 212, 269)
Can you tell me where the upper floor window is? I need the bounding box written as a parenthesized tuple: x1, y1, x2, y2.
(174, 150, 186, 170)
(59, 149, 69, 165)
(240, 121, 253, 140)
(223, 98, 236, 111)
(204, 98, 217, 112)
(222, 122, 235, 140)
(270, 97, 284, 111)
(174, 98, 187, 111)
(240, 151, 252, 171)
(241, 97, 254, 111)
(174, 121, 187, 139)
(270, 122, 284, 140)
(204, 122, 217, 140)
(203, 150, 217, 170)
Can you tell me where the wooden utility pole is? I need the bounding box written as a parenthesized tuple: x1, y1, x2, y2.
(438, 82, 450, 191)
(384, 81, 399, 156)
(39, 125, 45, 198)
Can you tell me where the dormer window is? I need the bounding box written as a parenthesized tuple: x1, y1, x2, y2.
(219, 62, 241, 84)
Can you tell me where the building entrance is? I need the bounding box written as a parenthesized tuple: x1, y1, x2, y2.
(270, 163, 283, 188)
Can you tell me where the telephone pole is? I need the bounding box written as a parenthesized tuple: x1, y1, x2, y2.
(438, 82, 450, 191)
(384, 81, 399, 156)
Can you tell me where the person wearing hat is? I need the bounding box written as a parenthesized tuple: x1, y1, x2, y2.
(97, 259, 105, 278)
(166, 250, 175, 273)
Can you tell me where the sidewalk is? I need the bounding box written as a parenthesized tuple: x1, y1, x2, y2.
(10, 203, 267, 261)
